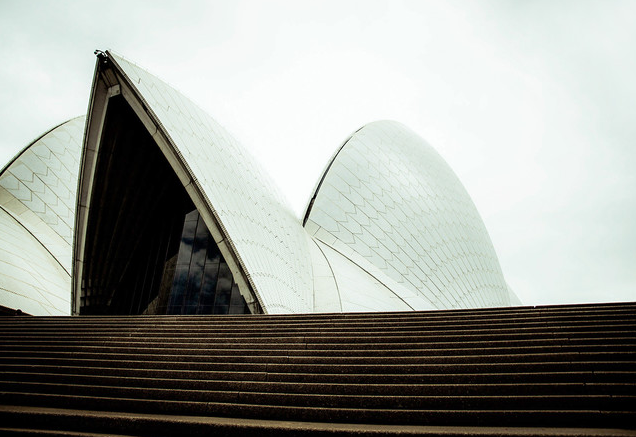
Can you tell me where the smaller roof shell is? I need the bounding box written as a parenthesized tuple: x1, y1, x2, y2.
(0, 117, 85, 315)
(304, 120, 510, 309)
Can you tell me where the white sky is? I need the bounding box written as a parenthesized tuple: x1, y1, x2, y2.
(1, 0, 634, 306)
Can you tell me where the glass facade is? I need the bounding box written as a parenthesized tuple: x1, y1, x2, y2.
(167, 210, 248, 315)
(105, 53, 314, 314)
(79, 96, 248, 315)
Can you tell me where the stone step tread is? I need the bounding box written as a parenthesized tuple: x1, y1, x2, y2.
(2, 344, 634, 356)
(0, 362, 633, 381)
(3, 316, 634, 328)
(3, 340, 634, 352)
(2, 350, 635, 365)
(4, 323, 635, 337)
(1, 406, 635, 437)
(0, 427, 133, 437)
(2, 389, 634, 411)
(10, 301, 636, 314)
(3, 331, 635, 344)
(3, 322, 631, 333)
(2, 406, 636, 437)
(2, 382, 635, 409)
(2, 307, 634, 325)
(2, 392, 635, 430)
(3, 372, 635, 395)
(2, 363, 633, 383)
(1, 355, 633, 370)
(2, 315, 634, 328)
(1, 340, 633, 353)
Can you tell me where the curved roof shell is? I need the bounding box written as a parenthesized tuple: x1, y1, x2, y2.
(75, 52, 313, 314)
(0, 117, 85, 314)
(304, 120, 510, 309)
(0, 51, 517, 315)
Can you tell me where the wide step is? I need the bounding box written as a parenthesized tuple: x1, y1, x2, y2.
(0, 302, 635, 436)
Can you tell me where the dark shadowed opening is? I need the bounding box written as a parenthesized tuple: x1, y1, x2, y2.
(80, 96, 249, 315)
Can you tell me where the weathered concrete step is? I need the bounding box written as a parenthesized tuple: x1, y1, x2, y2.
(2, 313, 634, 331)
(1, 350, 634, 365)
(8, 305, 625, 321)
(2, 336, 634, 351)
(3, 371, 635, 396)
(3, 316, 634, 331)
(0, 429, 126, 436)
(3, 327, 634, 341)
(2, 303, 633, 324)
(2, 382, 635, 410)
(3, 323, 634, 338)
(1, 355, 634, 374)
(2, 406, 635, 437)
(3, 329, 635, 343)
(1, 392, 634, 428)
(3, 343, 635, 357)
(0, 424, 132, 437)
(2, 363, 633, 384)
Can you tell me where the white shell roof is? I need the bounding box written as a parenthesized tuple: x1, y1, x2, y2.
(0, 117, 84, 314)
(0, 208, 71, 315)
(108, 53, 314, 313)
(304, 120, 510, 309)
(0, 52, 518, 315)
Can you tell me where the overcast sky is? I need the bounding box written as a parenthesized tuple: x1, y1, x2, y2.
(1, 0, 634, 306)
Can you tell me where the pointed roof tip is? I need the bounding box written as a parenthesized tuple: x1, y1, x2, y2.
(94, 50, 109, 66)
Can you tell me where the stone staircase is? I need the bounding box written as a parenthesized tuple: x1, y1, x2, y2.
(0, 302, 635, 436)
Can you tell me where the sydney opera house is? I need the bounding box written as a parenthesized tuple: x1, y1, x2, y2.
(2, 51, 635, 436)
(0, 50, 519, 317)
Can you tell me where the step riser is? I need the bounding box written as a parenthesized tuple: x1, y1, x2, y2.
(0, 365, 636, 384)
(1, 409, 635, 437)
(2, 365, 635, 385)
(2, 320, 634, 333)
(1, 392, 635, 428)
(1, 356, 634, 373)
(1, 351, 635, 365)
(3, 344, 636, 357)
(2, 327, 635, 340)
(1, 302, 631, 320)
(3, 372, 634, 396)
(2, 384, 635, 410)
(2, 337, 634, 350)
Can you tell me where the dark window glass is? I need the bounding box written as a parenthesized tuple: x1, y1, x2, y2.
(78, 97, 253, 316)
(214, 263, 233, 307)
(229, 304, 245, 314)
(184, 268, 202, 312)
(168, 265, 189, 314)
(79, 97, 195, 315)
(176, 216, 197, 267)
(198, 305, 213, 314)
(191, 216, 209, 270)
(166, 209, 250, 315)
(199, 260, 219, 310)
(213, 305, 229, 314)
